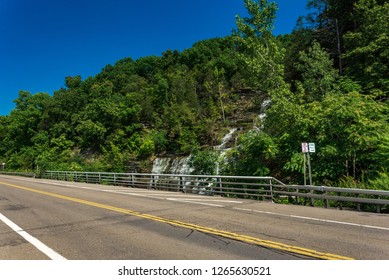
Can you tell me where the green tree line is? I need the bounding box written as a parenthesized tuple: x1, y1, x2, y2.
(1, 0, 388, 190)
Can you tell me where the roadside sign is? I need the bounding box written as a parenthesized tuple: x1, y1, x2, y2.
(301, 143, 309, 153)
(309, 143, 316, 153)
(301, 143, 315, 187)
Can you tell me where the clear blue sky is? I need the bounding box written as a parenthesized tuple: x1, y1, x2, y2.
(0, 0, 307, 116)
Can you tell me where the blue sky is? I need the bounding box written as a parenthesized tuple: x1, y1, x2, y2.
(0, 0, 307, 116)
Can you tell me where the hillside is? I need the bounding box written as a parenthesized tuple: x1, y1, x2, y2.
(0, 0, 388, 190)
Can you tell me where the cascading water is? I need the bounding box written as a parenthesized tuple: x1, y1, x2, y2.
(151, 157, 194, 175)
(150, 98, 272, 193)
(152, 129, 238, 175)
(214, 128, 237, 151)
(254, 99, 272, 131)
(150, 129, 238, 193)
(150, 156, 195, 193)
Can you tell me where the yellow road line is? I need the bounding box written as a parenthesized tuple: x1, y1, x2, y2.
(0, 181, 354, 260)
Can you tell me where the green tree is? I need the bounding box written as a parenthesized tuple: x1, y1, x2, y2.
(205, 68, 228, 122)
(316, 92, 389, 181)
(295, 41, 339, 101)
(303, 0, 359, 74)
(189, 150, 220, 175)
(7, 91, 52, 151)
(343, 0, 389, 98)
(222, 131, 278, 176)
(234, 0, 285, 92)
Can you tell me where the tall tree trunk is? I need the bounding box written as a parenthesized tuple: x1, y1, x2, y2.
(218, 83, 226, 122)
(335, 18, 343, 75)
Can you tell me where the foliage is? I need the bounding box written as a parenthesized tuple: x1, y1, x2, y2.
(343, 0, 389, 98)
(188, 150, 220, 175)
(234, 0, 285, 93)
(222, 131, 278, 176)
(0, 0, 388, 191)
(295, 41, 340, 101)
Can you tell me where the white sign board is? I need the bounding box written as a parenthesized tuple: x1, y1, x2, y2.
(301, 143, 309, 153)
(309, 143, 316, 153)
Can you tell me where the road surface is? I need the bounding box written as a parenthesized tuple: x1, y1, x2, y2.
(0, 175, 388, 260)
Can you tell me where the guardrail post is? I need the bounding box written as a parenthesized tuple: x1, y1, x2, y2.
(324, 191, 329, 208)
(295, 187, 300, 205)
(98, 173, 101, 184)
(269, 179, 274, 202)
(218, 177, 222, 196)
(149, 175, 154, 190)
(356, 194, 361, 212)
(179, 176, 183, 192)
(310, 187, 315, 207)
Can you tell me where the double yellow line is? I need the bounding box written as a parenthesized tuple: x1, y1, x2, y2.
(0, 181, 353, 260)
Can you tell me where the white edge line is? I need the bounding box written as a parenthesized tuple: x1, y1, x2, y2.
(25, 179, 232, 205)
(0, 212, 67, 260)
(6, 177, 388, 231)
(171, 198, 243, 203)
(166, 198, 224, 207)
(234, 207, 389, 232)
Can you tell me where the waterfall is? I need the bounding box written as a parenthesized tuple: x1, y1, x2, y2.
(254, 99, 272, 131)
(151, 128, 239, 176)
(151, 157, 194, 175)
(214, 128, 237, 151)
(151, 158, 171, 174)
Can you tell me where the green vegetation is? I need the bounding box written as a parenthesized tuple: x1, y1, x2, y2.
(1, 0, 388, 190)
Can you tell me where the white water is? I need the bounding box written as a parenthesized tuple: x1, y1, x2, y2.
(214, 128, 237, 151)
(151, 157, 194, 175)
(151, 129, 238, 175)
(151, 100, 272, 175)
(150, 99, 272, 194)
(254, 99, 272, 131)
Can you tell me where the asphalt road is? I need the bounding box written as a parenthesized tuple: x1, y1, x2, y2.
(0, 175, 388, 260)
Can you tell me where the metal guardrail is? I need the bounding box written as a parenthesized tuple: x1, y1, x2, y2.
(41, 170, 282, 198)
(0, 171, 35, 178)
(38, 171, 389, 213)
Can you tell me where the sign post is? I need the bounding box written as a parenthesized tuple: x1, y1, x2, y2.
(301, 143, 308, 185)
(301, 143, 315, 186)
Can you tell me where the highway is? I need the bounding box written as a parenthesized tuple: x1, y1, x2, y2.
(0, 175, 388, 260)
